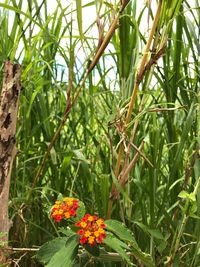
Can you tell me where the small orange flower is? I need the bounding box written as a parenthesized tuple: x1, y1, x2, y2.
(75, 214, 106, 246)
(51, 197, 79, 222)
(80, 222, 87, 228)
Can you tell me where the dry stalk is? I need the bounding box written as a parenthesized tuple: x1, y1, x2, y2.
(110, 141, 145, 199)
(29, 0, 131, 200)
(113, 0, 162, 180)
(107, 0, 163, 218)
(0, 247, 39, 252)
(123, 95, 146, 171)
(88, 0, 130, 72)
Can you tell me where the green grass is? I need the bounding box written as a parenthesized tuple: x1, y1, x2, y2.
(0, 0, 199, 266)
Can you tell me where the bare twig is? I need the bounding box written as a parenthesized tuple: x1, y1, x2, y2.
(0, 247, 39, 252)
(110, 141, 145, 199)
(130, 142, 153, 167)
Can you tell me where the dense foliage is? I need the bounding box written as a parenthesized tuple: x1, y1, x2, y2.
(0, 0, 199, 266)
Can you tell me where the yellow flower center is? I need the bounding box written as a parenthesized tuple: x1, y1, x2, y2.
(84, 230, 91, 237)
(88, 216, 94, 222)
(98, 228, 105, 234)
(58, 209, 64, 215)
(64, 212, 70, 219)
(94, 231, 100, 237)
(88, 236, 95, 244)
(80, 222, 87, 228)
(96, 219, 103, 226)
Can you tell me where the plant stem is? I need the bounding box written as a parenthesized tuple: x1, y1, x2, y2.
(28, 0, 130, 202)
(169, 212, 188, 266)
(107, 0, 162, 219)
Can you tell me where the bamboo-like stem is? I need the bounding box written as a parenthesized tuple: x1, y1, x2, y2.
(88, 1, 130, 72)
(115, 0, 162, 178)
(28, 0, 130, 201)
(107, 0, 162, 218)
(125, 0, 161, 124)
(88, 16, 119, 73)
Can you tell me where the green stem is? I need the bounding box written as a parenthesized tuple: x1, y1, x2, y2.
(169, 200, 190, 265)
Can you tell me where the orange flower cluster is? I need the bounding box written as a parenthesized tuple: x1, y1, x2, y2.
(75, 214, 106, 246)
(51, 198, 79, 222)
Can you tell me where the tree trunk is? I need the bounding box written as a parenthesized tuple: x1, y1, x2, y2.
(0, 61, 21, 264)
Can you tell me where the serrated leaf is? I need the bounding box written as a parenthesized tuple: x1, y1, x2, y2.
(105, 219, 137, 244)
(46, 234, 79, 267)
(36, 237, 68, 264)
(103, 233, 132, 266)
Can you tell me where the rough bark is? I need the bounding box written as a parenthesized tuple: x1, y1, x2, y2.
(0, 61, 21, 263)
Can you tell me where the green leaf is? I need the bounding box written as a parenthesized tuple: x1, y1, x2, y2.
(178, 191, 196, 202)
(58, 228, 75, 237)
(105, 219, 137, 244)
(61, 155, 72, 174)
(75, 200, 85, 221)
(50, 145, 57, 165)
(46, 234, 79, 267)
(188, 192, 196, 202)
(103, 232, 132, 265)
(73, 149, 90, 164)
(84, 244, 100, 257)
(36, 237, 68, 264)
(147, 229, 164, 240)
(134, 222, 164, 240)
(76, 0, 83, 39)
(105, 220, 155, 267)
(178, 190, 189, 199)
(57, 194, 64, 202)
(189, 202, 197, 216)
(0, 3, 42, 28)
